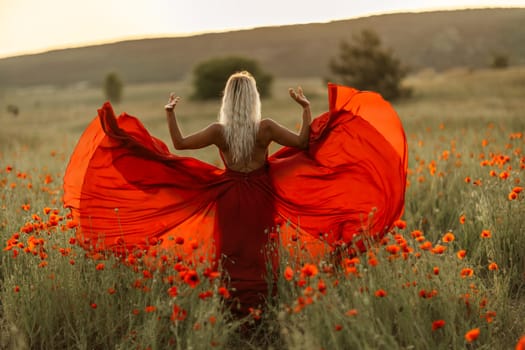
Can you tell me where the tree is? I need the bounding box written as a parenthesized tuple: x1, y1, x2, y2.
(103, 72, 123, 103)
(490, 53, 509, 69)
(193, 56, 273, 99)
(329, 29, 411, 101)
(6, 104, 19, 117)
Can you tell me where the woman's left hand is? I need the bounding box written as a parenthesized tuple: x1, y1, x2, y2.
(165, 92, 181, 111)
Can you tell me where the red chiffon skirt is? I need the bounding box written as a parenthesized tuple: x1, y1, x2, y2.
(63, 83, 407, 313)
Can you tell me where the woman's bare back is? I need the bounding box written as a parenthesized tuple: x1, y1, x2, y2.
(219, 119, 273, 172)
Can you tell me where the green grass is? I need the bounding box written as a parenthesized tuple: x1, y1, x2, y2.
(1, 67, 524, 349)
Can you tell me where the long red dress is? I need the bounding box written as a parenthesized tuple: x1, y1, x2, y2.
(63, 83, 407, 313)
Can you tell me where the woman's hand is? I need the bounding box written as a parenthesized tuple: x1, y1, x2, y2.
(289, 87, 310, 108)
(164, 92, 181, 111)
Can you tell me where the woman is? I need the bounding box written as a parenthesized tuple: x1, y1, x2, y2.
(163, 71, 311, 313)
(63, 72, 407, 315)
(164, 71, 311, 171)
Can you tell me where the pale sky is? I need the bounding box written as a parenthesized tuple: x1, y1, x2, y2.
(1, 0, 524, 58)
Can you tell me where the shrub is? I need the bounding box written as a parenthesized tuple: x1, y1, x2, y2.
(193, 56, 273, 99)
(103, 72, 123, 103)
(490, 53, 509, 69)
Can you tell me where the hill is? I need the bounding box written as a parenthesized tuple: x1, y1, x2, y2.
(1, 8, 524, 87)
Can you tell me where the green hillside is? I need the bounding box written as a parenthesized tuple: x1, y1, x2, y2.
(1, 8, 524, 87)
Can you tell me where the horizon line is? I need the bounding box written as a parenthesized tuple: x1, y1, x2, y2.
(0, 6, 521, 60)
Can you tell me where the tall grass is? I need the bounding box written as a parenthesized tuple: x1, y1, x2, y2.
(1, 68, 524, 349)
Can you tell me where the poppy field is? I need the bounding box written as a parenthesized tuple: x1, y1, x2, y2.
(1, 67, 525, 349)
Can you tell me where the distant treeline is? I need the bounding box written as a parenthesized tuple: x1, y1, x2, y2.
(1, 8, 524, 87)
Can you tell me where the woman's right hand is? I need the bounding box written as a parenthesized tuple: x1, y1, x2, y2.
(165, 92, 181, 111)
(289, 87, 310, 108)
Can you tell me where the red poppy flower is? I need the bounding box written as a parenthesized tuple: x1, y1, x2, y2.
(393, 219, 406, 229)
(317, 279, 327, 294)
(480, 230, 492, 238)
(460, 268, 474, 278)
(431, 245, 446, 254)
(248, 307, 262, 320)
(515, 335, 525, 350)
(300, 263, 318, 278)
(385, 245, 401, 255)
(345, 309, 358, 317)
(44, 174, 53, 184)
(284, 266, 294, 281)
(170, 305, 187, 322)
(465, 328, 480, 342)
(183, 270, 200, 288)
(199, 291, 213, 300)
(410, 230, 423, 238)
(432, 320, 445, 331)
(483, 310, 496, 323)
(420, 241, 432, 251)
(145, 305, 156, 313)
(168, 286, 178, 297)
(442, 232, 455, 243)
(374, 289, 387, 298)
(218, 286, 230, 299)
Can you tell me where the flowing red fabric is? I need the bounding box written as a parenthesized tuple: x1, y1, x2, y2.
(63, 83, 407, 312)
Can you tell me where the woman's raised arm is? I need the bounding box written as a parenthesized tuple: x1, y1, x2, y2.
(263, 87, 311, 149)
(165, 93, 223, 150)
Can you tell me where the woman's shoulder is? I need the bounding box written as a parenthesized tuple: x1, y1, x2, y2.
(259, 118, 278, 130)
(258, 118, 275, 135)
(207, 122, 225, 139)
(206, 122, 228, 149)
(257, 118, 280, 146)
(209, 122, 223, 131)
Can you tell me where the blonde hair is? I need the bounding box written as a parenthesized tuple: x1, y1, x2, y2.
(218, 71, 261, 165)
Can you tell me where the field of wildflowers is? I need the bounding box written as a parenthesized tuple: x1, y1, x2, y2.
(1, 68, 524, 349)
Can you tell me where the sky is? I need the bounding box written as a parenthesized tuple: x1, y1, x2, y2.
(1, 0, 524, 59)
